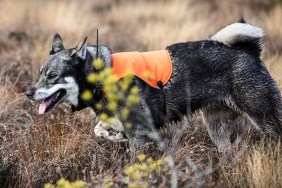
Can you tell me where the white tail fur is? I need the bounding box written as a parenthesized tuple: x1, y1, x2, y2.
(210, 23, 264, 47)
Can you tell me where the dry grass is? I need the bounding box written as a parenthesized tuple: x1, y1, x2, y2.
(0, 0, 94, 36)
(222, 139, 282, 188)
(0, 0, 282, 187)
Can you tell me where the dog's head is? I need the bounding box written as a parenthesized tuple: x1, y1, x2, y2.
(26, 34, 89, 114)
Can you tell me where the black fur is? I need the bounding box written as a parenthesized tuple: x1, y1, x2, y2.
(136, 40, 282, 134)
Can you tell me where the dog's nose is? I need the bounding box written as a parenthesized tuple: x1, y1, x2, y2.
(26, 89, 35, 99)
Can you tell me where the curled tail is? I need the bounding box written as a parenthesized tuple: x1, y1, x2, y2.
(210, 21, 264, 56)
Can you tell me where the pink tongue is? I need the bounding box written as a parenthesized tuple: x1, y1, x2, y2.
(39, 96, 55, 115)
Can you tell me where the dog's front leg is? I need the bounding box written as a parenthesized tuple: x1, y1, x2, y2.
(94, 119, 128, 142)
(121, 99, 154, 149)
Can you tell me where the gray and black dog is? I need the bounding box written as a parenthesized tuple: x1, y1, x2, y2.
(26, 20, 282, 150)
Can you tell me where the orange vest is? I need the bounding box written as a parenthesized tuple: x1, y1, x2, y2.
(112, 50, 172, 88)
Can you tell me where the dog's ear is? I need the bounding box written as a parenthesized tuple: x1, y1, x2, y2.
(73, 37, 88, 60)
(50, 34, 64, 54)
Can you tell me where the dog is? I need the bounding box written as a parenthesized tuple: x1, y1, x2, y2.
(26, 20, 282, 150)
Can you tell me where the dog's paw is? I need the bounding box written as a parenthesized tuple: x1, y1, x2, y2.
(94, 120, 128, 142)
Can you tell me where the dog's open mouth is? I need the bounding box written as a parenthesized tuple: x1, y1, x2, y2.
(39, 89, 67, 114)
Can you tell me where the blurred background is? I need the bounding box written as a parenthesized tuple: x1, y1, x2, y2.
(0, 0, 282, 187)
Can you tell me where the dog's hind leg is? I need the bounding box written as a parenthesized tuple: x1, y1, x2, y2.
(203, 105, 252, 152)
(232, 73, 282, 136)
(240, 101, 282, 136)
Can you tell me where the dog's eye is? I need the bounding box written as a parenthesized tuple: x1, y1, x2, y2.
(48, 73, 58, 79)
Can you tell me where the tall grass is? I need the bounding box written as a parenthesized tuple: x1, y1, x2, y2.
(0, 0, 282, 187)
(0, 0, 94, 36)
(222, 139, 282, 188)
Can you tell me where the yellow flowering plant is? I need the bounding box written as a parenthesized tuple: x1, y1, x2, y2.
(44, 178, 85, 188)
(81, 58, 141, 124)
(102, 153, 169, 188)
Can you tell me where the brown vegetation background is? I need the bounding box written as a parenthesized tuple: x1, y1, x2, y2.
(0, 0, 282, 187)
